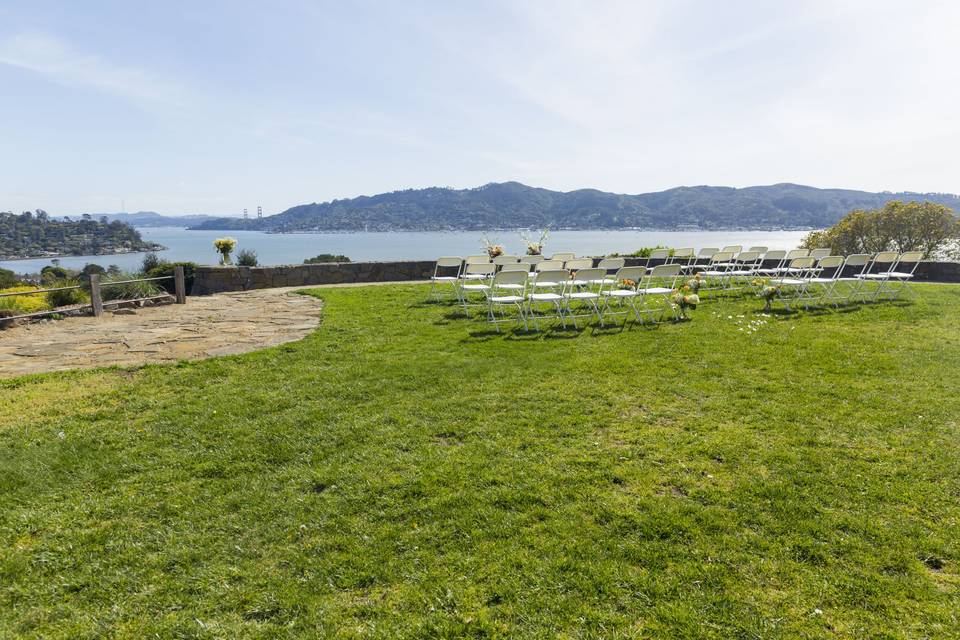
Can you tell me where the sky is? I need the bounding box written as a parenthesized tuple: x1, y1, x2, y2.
(1, 0, 958, 216)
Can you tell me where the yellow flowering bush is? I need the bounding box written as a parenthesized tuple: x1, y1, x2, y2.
(0, 286, 53, 314)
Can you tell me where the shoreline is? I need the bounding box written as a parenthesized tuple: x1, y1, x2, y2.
(0, 244, 167, 263)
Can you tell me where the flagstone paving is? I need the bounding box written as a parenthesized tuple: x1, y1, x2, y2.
(0, 287, 325, 378)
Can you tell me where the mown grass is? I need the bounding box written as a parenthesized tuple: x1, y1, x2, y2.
(1, 283, 959, 638)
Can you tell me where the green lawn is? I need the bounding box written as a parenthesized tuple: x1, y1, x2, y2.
(2, 284, 959, 638)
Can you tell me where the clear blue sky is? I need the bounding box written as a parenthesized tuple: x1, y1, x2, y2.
(1, 1, 957, 216)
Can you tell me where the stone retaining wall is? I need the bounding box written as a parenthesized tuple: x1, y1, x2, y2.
(190, 258, 960, 295)
(191, 261, 435, 295)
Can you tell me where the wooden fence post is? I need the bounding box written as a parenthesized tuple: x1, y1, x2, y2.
(174, 266, 186, 304)
(90, 274, 103, 317)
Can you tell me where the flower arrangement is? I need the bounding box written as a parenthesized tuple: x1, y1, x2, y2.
(619, 278, 637, 289)
(671, 290, 700, 318)
(685, 274, 703, 294)
(213, 237, 238, 265)
(759, 285, 781, 310)
(520, 228, 550, 255)
(481, 235, 504, 259)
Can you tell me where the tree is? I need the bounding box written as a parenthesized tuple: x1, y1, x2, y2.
(802, 200, 959, 258)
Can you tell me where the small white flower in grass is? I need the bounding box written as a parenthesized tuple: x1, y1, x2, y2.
(814, 608, 823, 615)
(57, 431, 65, 439)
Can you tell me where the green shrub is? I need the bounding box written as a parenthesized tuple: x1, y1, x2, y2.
(140, 252, 167, 274)
(236, 249, 259, 267)
(304, 254, 351, 263)
(101, 273, 162, 301)
(45, 280, 88, 308)
(146, 262, 197, 295)
(802, 200, 959, 258)
(40, 265, 72, 284)
(0, 286, 52, 314)
(611, 246, 671, 258)
(0, 268, 19, 289)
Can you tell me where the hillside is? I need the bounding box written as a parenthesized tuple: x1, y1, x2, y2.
(191, 182, 960, 232)
(65, 212, 222, 228)
(0, 210, 163, 260)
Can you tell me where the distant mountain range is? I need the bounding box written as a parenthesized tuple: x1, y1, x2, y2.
(188, 182, 960, 233)
(62, 212, 223, 227)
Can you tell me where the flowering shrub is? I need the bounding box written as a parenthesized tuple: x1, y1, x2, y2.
(0, 286, 52, 314)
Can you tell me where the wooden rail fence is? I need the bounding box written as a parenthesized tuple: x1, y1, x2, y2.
(0, 265, 186, 322)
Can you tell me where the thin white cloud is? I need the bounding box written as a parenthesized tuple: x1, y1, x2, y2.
(0, 31, 189, 108)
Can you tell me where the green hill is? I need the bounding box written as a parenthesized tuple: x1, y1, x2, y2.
(191, 182, 960, 232)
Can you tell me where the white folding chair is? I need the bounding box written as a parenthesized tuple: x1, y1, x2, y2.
(486, 271, 528, 332)
(598, 266, 647, 326)
(520, 254, 545, 265)
(878, 251, 923, 300)
(564, 258, 594, 271)
(720, 245, 742, 258)
(459, 262, 496, 314)
(550, 252, 576, 262)
(646, 248, 671, 268)
(698, 251, 737, 293)
(747, 246, 768, 254)
(800, 255, 844, 308)
(429, 257, 462, 301)
(834, 254, 872, 303)
(755, 250, 787, 276)
(563, 267, 604, 328)
(776, 249, 811, 274)
(493, 255, 521, 267)
(686, 248, 719, 272)
(499, 262, 531, 274)
(637, 264, 682, 322)
(726, 250, 763, 289)
(856, 251, 900, 301)
(592, 257, 625, 284)
(465, 255, 490, 265)
(808, 248, 832, 260)
(768, 257, 818, 311)
(669, 248, 695, 266)
(525, 269, 569, 330)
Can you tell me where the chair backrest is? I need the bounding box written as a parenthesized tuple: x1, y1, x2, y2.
(596, 257, 625, 271)
(763, 250, 786, 261)
(493, 255, 521, 265)
(434, 257, 462, 279)
(492, 270, 528, 291)
(817, 256, 844, 278)
(571, 267, 605, 285)
(520, 254, 545, 264)
(735, 250, 762, 264)
(465, 255, 490, 265)
(647, 264, 682, 284)
(787, 257, 816, 272)
(612, 266, 646, 286)
(697, 248, 719, 259)
(670, 248, 695, 262)
(840, 253, 871, 277)
(536, 260, 564, 271)
(649, 249, 671, 260)
(463, 262, 496, 277)
(533, 269, 569, 288)
(868, 251, 900, 273)
(499, 262, 530, 273)
(786, 249, 809, 259)
(550, 252, 575, 261)
(895, 251, 924, 274)
(747, 246, 768, 253)
(809, 248, 832, 259)
(721, 245, 742, 254)
(564, 258, 593, 270)
(709, 251, 735, 264)
(435, 256, 462, 268)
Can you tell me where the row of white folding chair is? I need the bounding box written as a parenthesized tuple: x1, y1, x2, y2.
(767, 251, 923, 309)
(483, 265, 682, 331)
